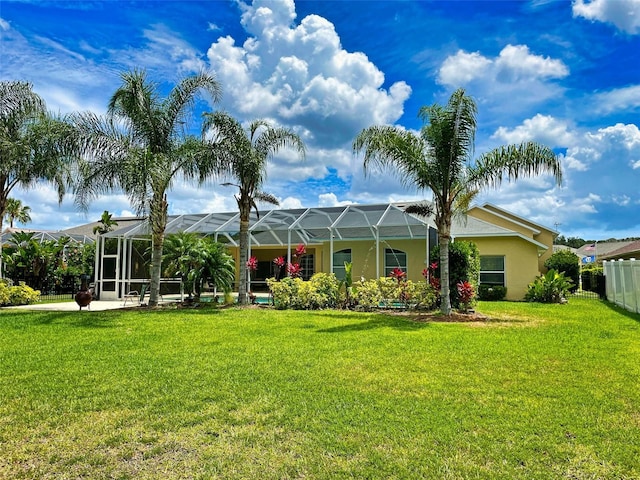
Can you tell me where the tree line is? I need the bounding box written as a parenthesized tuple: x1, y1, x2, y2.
(2, 72, 561, 315)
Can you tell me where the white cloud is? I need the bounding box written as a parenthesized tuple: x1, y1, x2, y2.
(495, 45, 569, 81)
(206, 0, 411, 150)
(437, 44, 568, 87)
(0, 18, 11, 31)
(278, 196, 304, 209)
(317, 193, 353, 207)
(438, 51, 492, 86)
(572, 0, 640, 34)
(592, 84, 640, 114)
(491, 114, 575, 146)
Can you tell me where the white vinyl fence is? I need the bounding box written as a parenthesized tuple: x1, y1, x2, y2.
(603, 259, 640, 313)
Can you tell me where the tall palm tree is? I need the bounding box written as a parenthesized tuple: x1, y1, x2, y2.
(0, 81, 76, 233)
(4, 198, 31, 228)
(74, 69, 222, 306)
(353, 88, 562, 315)
(200, 112, 306, 304)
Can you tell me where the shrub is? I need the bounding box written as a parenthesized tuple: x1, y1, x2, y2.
(581, 263, 604, 294)
(352, 278, 383, 311)
(0, 280, 41, 306)
(267, 273, 340, 310)
(456, 281, 476, 311)
(0, 281, 10, 305)
(377, 277, 401, 306)
(525, 269, 573, 303)
(478, 284, 507, 301)
(405, 281, 438, 310)
(544, 250, 580, 292)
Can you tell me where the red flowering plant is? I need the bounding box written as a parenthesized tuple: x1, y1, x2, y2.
(246, 256, 258, 272)
(272, 256, 286, 280)
(389, 267, 406, 283)
(287, 262, 302, 278)
(294, 243, 306, 258)
(456, 280, 475, 312)
(422, 261, 440, 291)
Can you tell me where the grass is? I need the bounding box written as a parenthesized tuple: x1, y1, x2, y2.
(0, 298, 638, 479)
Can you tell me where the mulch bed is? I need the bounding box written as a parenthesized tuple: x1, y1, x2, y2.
(385, 310, 490, 323)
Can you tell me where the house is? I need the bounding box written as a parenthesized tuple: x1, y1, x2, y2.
(91, 202, 556, 302)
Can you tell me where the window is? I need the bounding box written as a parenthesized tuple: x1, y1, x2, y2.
(299, 254, 314, 281)
(384, 248, 407, 277)
(333, 249, 352, 280)
(480, 256, 505, 286)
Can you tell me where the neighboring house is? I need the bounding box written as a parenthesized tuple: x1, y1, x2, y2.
(575, 241, 635, 263)
(88, 202, 556, 302)
(598, 240, 640, 261)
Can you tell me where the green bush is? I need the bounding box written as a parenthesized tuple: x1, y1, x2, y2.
(352, 278, 383, 311)
(267, 273, 340, 310)
(0, 281, 41, 306)
(0, 281, 10, 305)
(525, 269, 573, 303)
(544, 250, 580, 292)
(478, 284, 507, 301)
(405, 281, 438, 310)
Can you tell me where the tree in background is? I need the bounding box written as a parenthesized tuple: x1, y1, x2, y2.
(354, 88, 562, 315)
(199, 112, 306, 304)
(4, 198, 32, 228)
(0, 81, 77, 233)
(92, 210, 118, 235)
(544, 249, 580, 292)
(74, 70, 222, 306)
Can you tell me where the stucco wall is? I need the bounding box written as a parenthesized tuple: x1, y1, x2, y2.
(466, 236, 541, 300)
(321, 238, 429, 283)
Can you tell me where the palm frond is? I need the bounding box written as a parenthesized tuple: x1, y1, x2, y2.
(470, 142, 562, 190)
(353, 125, 430, 190)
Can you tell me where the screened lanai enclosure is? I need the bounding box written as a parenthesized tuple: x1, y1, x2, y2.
(94, 203, 438, 300)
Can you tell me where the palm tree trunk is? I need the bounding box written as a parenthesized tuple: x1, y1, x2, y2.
(237, 206, 249, 305)
(438, 231, 452, 316)
(148, 194, 167, 307)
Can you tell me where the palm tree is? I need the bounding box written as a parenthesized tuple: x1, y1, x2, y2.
(163, 232, 235, 300)
(4, 198, 32, 228)
(200, 112, 306, 304)
(74, 69, 222, 306)
(92, 210, 118, 235)
(0, 81, 76, 233)
(353, 88, 562, 315)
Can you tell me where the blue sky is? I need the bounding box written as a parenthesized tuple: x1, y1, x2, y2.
(2, 0, 640, 240)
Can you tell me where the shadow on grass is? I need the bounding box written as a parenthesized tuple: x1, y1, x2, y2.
(316, 313, 431, 333)
(601, 298, 640, 324)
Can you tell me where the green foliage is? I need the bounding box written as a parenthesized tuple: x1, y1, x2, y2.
(351, 278, 438, 311)
(1, 232, 93, 292)
(478, 284, 507, 301)
(431, 240, 480, 307)
(525, 269, 573, 303)
(351, 278, 382, 311)
(544, 250, 580, 292)
(580, 263, 604, 294)
(0, 281, 9, 305)
(162, 232, 235, 299)
(267, 273, 340, 310)
(0, 280, 40, 305)
(404, 281, 438, 309)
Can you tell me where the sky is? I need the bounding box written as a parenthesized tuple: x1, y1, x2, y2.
(1, 0, 640, 240)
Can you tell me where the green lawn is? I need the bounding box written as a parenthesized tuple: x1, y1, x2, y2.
(1, 299, 638, 479)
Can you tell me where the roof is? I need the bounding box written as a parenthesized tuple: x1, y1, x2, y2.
(599, 240, 640, 260)
(575, 241, 634, 258)
(103, 204, 436, 246)
(0, 228, 94, 244)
